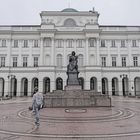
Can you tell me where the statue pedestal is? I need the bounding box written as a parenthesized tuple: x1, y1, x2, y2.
(67, 71, 79, 85)
(44, 90, 111, 107)
(65, 85, 82, 90)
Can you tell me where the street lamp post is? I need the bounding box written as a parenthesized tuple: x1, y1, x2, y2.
(7, 74, 16, 99)
(120, 74, 128, 96)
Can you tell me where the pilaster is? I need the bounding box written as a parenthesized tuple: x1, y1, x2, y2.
(51, 38, 55, 65)
(96, 39, 100, 66)
(40, 38, 44, 66)
(85, 38, 89, 66)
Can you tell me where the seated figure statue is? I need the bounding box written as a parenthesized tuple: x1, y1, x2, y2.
(67, 51, 78, 72)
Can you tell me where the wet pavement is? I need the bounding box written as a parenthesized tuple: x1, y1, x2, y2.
(1, 97, 140, 140)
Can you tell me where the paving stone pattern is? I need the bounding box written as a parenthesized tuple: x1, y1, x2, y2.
(0, 97, 140, 140)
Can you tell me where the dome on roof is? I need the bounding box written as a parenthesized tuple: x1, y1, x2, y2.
(61, 8, 78, 12)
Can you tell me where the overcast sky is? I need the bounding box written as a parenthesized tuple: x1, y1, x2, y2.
(0, 0, 140, 26)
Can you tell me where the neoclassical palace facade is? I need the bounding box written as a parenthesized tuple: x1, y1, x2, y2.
(0, 8, 140, 97)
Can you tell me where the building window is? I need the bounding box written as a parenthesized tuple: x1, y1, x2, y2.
(112, 57, 116, 67)
(57, 54, 63, 67)
(121, 40, 125, 47)
(0, 57, 5, 67)
(34, 40, 38, 47)
(2, 40, 6, 47)
(34, 57, 38, 67)
(56, 78, 63, 90)
(23, 57, 28, 67)
(78, 54, 84, 66)
(13, 57, 17, 67)
(77, 39, 83, 48)
(133, 56, 138, 67)
(89, 38, 95, 47)
(13, 40, 18, 48)
(132, 40, 137, 47)
(23, 40, 28, 48)
(43, 38, 51, 47)
(111, 40, 116, 47)
(101, 40, 105, 47)
(122, 57, 126, 67)
(67, 39, 73, 48)
(101, 57, 106, 67)
(56, 39, 63, 48)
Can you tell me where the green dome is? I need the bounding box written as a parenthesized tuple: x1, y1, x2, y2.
(61, 8, 78, 12)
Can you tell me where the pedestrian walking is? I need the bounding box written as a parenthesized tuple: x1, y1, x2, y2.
(32, 87, 43, 128)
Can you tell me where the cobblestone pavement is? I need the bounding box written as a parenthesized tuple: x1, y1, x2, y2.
(1, 97, 140, 140)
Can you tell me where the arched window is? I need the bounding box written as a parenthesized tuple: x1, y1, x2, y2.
(64, 18, 77, 27)
(32, 78, 38, 95)
(112, 78, 118, 96)
(78, 77, 84, 90)
(56, 78, 63, 90)
(102, 78, 108, 95)
(90, 77, 97, 91)
(0, 78, 4, 97)
(21, 78, 28, 96)
(43, 77, 50, 93)
(57, 54, 63, 67)
(134, 77, 140, 96)
(11, 78, 17, 97)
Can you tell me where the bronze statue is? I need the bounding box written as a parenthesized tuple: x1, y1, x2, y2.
(67, 51, 78, 72)
(67, 51, 79, 85)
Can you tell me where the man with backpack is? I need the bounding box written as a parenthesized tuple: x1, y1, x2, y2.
(32, 87, 43, 128)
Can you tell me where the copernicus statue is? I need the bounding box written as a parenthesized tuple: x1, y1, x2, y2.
(67, 51, 78, 72)
(67, 51, 79, 85)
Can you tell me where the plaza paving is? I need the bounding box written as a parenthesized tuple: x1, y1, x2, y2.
(1, 97, 140, 140)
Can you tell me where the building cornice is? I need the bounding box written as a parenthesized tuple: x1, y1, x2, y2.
(40, 11, 99, 17)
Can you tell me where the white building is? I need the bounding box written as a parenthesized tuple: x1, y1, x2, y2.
(0, 8, 140, 97)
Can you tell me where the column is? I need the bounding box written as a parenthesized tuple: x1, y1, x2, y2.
(85, 76, 90, 90)
(6, 39, 12, 67)
(118, 78, 123, 96)
(108, 79, 112, 96)
(4, 79, 9, 96)
(63, 39, 67, 66)
(128, 40, 132, 66)
(28, 78, 32, 96)
(51, 38, 55, 65)
(128, 77, 135, 96)
(74, 39, 77, 52)
(39, 78, 43, 93)
(16, 79, 21, 96)
(85, 38, 89, 66)
(40, 38, 44, 66)
(107, 40, 111, 66)
(51, 77, 55, 92)
(18, 41, 22, 66)
(96, 39, 100, 66)
(29, 41, 32, 66)
(97, 79, 102, 93)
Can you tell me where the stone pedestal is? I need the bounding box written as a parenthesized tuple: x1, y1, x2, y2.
(44, 90, 112, 108)
(67, 71, 79, 85)
(65, 85, 81, 90)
